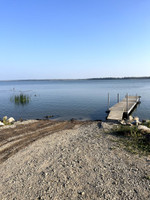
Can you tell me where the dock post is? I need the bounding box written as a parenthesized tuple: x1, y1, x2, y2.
(117, 93, 120, 103)
(126, 93, 129, 113)
(136, 94, 138, 102)
(107, 93, 110, 111)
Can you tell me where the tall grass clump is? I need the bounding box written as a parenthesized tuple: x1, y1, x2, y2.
(11, 93, 30, 105)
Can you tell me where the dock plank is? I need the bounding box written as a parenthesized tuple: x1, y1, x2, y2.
(107, 95, 140, 121)
(107, 107, 124, 120)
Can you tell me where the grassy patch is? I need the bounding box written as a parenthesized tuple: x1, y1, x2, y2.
(112, 125, 150, 155)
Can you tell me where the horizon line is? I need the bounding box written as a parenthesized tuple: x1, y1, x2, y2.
(0, 76, 150, 81)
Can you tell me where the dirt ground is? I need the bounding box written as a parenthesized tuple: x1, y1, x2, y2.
(0, 120, 85, 164)
(0, 120, 150, 200)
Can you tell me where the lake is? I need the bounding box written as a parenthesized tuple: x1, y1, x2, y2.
(0, 79, 150, 121)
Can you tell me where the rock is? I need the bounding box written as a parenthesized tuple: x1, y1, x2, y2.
(8, 117, 15, 123)
(45, 115, 54, 119)
(78, 191, 85, 196)
(120, 120, 126, 125)
(70, 118, 76, 122)
(134, 116, 139, 122)
(126, 122, 133, 126)
(3, 116, 7, 122)
(142, 119, 150, 124)
(129, 115, 133, 122)
(132, 116, 140, 126)
(0, 121, 4, 126)
(138, 125, 150, 133)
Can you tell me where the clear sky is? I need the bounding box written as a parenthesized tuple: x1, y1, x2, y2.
(0, 0, 150, 80)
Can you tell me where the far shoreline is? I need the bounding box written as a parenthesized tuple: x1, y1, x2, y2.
(0, 76, 150, 82)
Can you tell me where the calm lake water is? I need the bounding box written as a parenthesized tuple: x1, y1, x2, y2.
(0, 79, 150, 121)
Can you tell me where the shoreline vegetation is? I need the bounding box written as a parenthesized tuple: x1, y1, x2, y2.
(0, 76, 150, 82)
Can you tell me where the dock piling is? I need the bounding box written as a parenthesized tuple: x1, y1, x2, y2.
(107, 93, 110, 111)
(117, 93, 120, 103)
(126, 93, 129, 112)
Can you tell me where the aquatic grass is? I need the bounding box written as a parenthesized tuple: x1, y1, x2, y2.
(10, 93, 30, 105)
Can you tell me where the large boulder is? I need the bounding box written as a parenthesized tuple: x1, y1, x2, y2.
(8, 117, 15, 123)
(138, 125, 150, 133)
(7, 117, 15, 123)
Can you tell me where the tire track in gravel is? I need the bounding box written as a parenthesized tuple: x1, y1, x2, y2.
(0, 120, 85, 164)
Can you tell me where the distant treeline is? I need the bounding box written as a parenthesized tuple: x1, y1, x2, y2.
(1, 77, 150, 81)
(88, 77, 150, 80)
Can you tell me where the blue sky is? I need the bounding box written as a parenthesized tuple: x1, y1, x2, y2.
(0, 0, 150, 80)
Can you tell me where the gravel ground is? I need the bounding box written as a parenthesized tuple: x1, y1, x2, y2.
(0, 121, 150, 200)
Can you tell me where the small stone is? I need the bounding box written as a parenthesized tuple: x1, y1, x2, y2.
(40, 171, 45, 177)
(129, 115, 133, 122)
(132, 117, 140, 126)
(134, 117, 140, 124)
(120, 120, 126, 125)
(78, 191, 85, 195)
(0, 121, 4, 126)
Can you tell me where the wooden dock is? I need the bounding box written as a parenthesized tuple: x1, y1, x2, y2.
(107, 95, 141, 121)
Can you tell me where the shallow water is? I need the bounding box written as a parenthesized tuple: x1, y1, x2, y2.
(0, 79, 150, 120)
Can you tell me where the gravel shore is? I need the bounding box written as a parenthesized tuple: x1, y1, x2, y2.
(0, 121, 150, 200)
